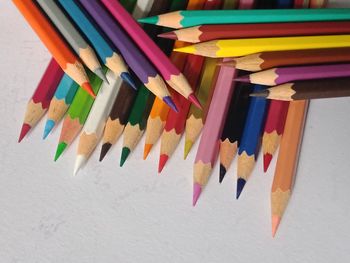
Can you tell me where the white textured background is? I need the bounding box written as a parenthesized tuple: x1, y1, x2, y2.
(1, 1, 350, 262)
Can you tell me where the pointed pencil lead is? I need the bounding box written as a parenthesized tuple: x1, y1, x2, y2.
(235, 75, 250, 83)
(121, 72, 137, 90)
(263, 153, 273, 173)
(193, 183, 202, 206)
(184, 140, 193, 159)
(143, 144, 153, 160)
(188, 93, 202, 110)
(120, 147, 130, 167)
(163, 96, 178, 112)
(54, 142, 67, 161)
(138, 16, 159, 25)
(18, 123, 31, 143)
(236, 178, 246, 199)
(219, 164, 227, 183)
(82, 83, 96, 98)
(95, 68, 109, 84)
(158, 154, 169, 173)
(250, 90, 269, 98)
(271, 216, 281, 238)
(43, 119, 55, 139)
(99, 143, 112, 162)
(158, 31, 177, 40)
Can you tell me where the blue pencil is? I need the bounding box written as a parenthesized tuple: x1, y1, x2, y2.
(57, 0, 136, 89)
(43, 74, 79, 139)
(236, 85, 269, 199)
(276, 0, 293, 8)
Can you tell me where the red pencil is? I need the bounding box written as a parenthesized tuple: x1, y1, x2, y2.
(19, 59, 64, 142)
(262, 100, 289, 172)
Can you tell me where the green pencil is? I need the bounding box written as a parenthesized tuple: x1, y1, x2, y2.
(54, 69, 106, 161)
(139, 8, 350, 28)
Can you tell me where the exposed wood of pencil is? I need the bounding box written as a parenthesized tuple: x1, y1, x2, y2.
(271, 100, 308, 237)
(223, 48, 350, 72)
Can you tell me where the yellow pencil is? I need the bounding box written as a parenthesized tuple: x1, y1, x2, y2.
(174, 34, 350, 58)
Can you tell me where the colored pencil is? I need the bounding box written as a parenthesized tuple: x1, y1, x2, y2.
(13, 0, 95, 97)
(99, 0, 139, 161)
(43, 74, 79, 139)
(159, 54, 204, 172)
(174, 35, 350, 58)
(79, 0, 177, 111)
(310, 0, 328, 8)
(262, 100, 289, 172)
(217, 0, 256, 180)
(158, 0, 222, 172)
(132, 0, 155, 20)
(74, 70, 122, 175)
(252, 77, 350, 101)
(223, 0, 239, 9)
(237, 63, 350, 86)
(276, 0, 293, 8)
(236, 85, 269, 199)
(36, 0, 106, 83)
(271, 100, 308, 237)
(18, 59, 64, 142)
(101, 0, 201, 109)
(120, 0, 172, 166)
(138, 8, 350, 28)
(257, 0, 275, 8)
(54, 70, 104, 161)
(58, 0, 135, 89)
(193, 59, 237, 206)
(184, 58, 218, 159)
(219, 82, 252, 182)
(294, 0, 309, 8)
(221, 48, 350, 72)
(159, 21, 350, 43)
(143, 0, 205, 159)
(99, 83, 137, 161)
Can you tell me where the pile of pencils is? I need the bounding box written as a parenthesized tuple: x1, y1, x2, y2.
(15, 0, 350, 236)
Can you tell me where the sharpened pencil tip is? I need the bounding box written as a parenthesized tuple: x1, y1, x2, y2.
(43, 119, 55, 139)
(158, 31, 177, 40)
(143, 144, 153, 160)
(235, 75, 250, 83)
(18, 123, 31, 143)
(82, 83, 96, 98)
(99, 143, 112, 162)
(218, 60, 236, 67)
(188, 93, 202, 110)
(174, 45, 196, 55)
(158, 154, 169, 173)
(250, 90, 269, 98)
(121, 72, 138, 90)
(73, 155, 85, 176)
(54, 142, 67, 161)
(271, 216, 281, 237)
(263, 153, 273, 173)
(219, 164, 227, 183)
(184, 140, 193, 159)
(236, 178, 246, 199)
(120, 147, 130, 167)
(193, 183, 202, 206)
(95, 68, 109, 84)
(138, 16, 158, 25)
(163, 96, 178, 112)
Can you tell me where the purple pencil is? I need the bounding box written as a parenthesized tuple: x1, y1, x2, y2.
(78, 0, 177, 111)
(236, 63, 350, 86)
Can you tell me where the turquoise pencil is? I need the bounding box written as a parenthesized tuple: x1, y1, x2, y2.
(43, 74, 79, 138)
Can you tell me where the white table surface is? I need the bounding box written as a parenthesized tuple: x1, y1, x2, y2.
(1, 1, 350, 262)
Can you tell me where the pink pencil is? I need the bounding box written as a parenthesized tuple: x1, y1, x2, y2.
(193, 58, 237, 206)
(101, 0, 201, 108)
(192, 0, 255, 205)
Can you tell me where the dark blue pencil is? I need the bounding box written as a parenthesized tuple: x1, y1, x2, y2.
(276, 0, 293, 9)
(236, 84, 269, 199)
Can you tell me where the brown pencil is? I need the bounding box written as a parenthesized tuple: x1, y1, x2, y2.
(221, 48, 350, 72)
(251, 77, 350, 101)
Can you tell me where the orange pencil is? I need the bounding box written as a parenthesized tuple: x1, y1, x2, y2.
(271, 100, 308, 237)
(13, 0, 95, 97)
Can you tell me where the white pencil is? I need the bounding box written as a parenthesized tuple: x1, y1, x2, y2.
(74, 70, 122, 175)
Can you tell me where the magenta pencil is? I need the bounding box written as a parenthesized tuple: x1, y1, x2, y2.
(101, 0, 201, 108)
(237, 63, 350, 86)
(193, 58, 237, 206)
